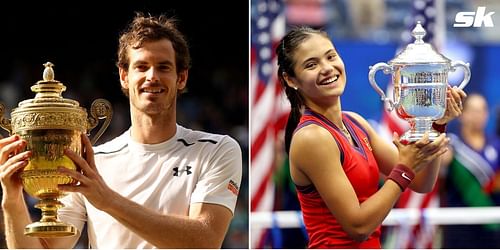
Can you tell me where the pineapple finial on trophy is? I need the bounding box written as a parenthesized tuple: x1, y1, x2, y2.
(42, 62, 55, 81)
(31, 62, 66, 99)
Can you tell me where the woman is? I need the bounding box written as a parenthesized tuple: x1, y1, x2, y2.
(440, 93, 500, 248)
(276, 26, 466, 248)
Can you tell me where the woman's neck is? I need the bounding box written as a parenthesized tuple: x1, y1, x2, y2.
(306, 99, 343, 128)
(461, 126, 485, 151)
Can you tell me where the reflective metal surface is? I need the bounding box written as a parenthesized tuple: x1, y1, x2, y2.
(0, 62, 112, 237)
(369, 22, 470, 142)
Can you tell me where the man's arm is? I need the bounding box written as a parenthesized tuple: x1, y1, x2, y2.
(101, 193, 232, 248)
(3, 193, 82, 249)
(3, 194, 47, 248)
(59, 167, 233, 248)
(58, 134, 240, 248)
(4, 197, 81, 249)
(0, 135, 79, 249)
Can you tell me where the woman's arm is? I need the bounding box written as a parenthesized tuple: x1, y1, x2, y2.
(289, 123, 443, 241)
(289, 124, 402, 241)
(346, 112, 448, 193)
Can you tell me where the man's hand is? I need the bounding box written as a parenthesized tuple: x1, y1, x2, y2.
(58, 134, 116, 209)
(0, 135, 30, 202)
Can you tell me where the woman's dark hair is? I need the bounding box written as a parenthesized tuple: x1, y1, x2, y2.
(276, 26, 329, 154)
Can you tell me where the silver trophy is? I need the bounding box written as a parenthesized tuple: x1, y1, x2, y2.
(368, 21, 470, 142)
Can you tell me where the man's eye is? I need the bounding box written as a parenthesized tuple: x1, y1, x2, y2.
(136, 65, 148, 71)
(159, 65, 172, 71)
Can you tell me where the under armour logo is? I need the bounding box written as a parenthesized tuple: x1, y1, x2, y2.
(173, 166, 192, 176)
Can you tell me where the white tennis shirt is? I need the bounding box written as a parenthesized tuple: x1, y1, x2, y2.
(58, 124, 242, 248)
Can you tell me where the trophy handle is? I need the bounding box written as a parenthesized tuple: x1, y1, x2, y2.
(450, 61, 471, 90)
(369, 62, 395, 111)
(0, 102, 12, 135)
(87, 99, 113, 145)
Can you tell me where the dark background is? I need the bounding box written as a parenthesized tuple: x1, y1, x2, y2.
(0, 1, 249, 248)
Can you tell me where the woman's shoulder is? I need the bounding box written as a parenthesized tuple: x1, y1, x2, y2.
(290, 118, 342, 167)
(343, 111, 366, 122)
(343, 111, 378, 138)
(343, 111, 371, 128)
(293, 122, 338, 148)
(294, 122, 330, 140)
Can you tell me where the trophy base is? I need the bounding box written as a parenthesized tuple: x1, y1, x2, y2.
(24, 221, 77, 238)
(400, 129, 441, 143)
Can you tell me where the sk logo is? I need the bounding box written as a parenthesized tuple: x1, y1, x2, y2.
(454, 6, 495, 27)
(173, 166, 192, 176)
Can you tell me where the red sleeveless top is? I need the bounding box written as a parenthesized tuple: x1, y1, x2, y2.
(295, 109, 381, 249)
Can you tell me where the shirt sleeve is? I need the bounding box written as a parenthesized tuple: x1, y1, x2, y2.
(58, 192, 87, 234)
(190, 135, 242, 214)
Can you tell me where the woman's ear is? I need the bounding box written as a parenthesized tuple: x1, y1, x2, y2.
(283, 72, 298, 90)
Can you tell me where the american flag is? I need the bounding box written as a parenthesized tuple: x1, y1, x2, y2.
(380, 0, 444, 248)
(250, 0, 288, 248)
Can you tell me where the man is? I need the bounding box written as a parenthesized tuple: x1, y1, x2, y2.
(0, 13, 242, 248)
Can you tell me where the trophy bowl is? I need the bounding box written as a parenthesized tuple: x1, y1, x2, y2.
(368, 22, 470, 142)
(0, 62, 112, 237)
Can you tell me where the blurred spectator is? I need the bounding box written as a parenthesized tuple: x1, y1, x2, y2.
(345, 0, 386, 39)
(439, 93, 500, 248)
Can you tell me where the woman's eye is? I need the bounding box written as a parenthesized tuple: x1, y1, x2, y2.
(305, 63, 316, 69)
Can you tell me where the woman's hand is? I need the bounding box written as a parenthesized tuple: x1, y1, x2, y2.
(435, 85, 467, 125)
(393, 132, 449, 173)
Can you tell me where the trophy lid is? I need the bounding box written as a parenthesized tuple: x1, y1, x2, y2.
(10, 62, 88, 133)
(390, 21, 451, 65)
(16, 62, 81, 108)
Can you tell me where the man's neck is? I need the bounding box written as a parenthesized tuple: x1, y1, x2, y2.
(130, 111, 177, 144)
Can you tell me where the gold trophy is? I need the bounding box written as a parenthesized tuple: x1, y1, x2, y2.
(0, 62, 112, 237)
